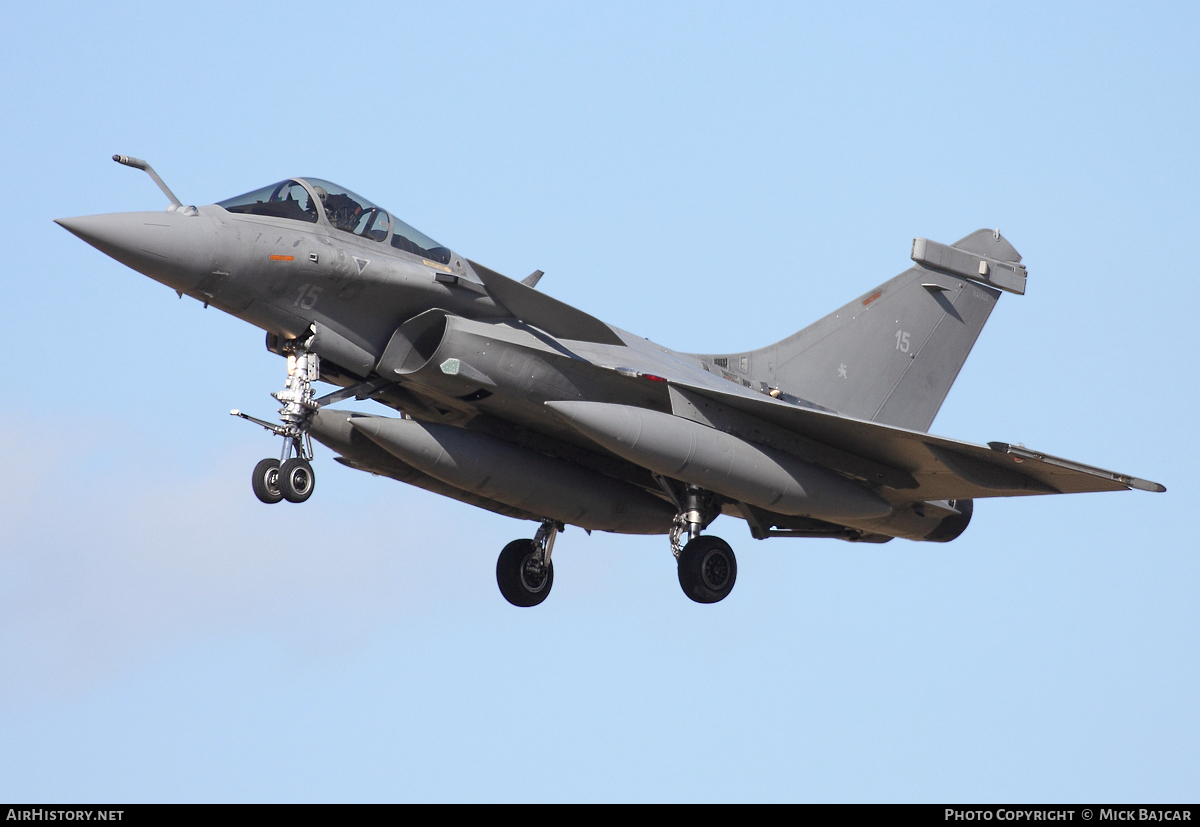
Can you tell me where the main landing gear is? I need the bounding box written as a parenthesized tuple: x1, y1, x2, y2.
(492, 490, 737, 607)
(496, 520, 561, 607)
(233, 343, 320, 505)
(667, 482, 737, 604)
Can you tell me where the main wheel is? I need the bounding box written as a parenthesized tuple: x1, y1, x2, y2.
(677, 535, 737, 604)
(279, 457, 315, 503)
(252, 458, 283, 504)
(496, 539, 554, 607)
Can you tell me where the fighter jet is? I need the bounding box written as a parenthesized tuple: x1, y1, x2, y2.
(57, 156, 1164, 607)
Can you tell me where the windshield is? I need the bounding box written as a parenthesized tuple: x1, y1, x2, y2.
(218, 178, 453, 265)
(304, 178, 452, 264)
(389, 217, 451, 265)
(305, 179, 377, 233)
(218, 180, 318, 223)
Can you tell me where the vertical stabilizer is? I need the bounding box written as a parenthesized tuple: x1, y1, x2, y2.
(713, 230, 1025, 432)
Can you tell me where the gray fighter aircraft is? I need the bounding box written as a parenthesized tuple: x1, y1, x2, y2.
(57, 156, 1164, 606)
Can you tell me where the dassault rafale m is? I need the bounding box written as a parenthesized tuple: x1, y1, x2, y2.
(57, 156, 1164, 607)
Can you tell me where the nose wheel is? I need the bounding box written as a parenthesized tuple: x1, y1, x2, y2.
(247, 452, 316, 505)
(279, 457, 315, 503)
(251, 458, 284, 504)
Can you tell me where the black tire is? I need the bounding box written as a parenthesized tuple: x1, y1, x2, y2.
(279, 457, 315, 503)
(252, 458, 283, 504)
(496, 539, 554, 607)
(677, 535, 737, 604)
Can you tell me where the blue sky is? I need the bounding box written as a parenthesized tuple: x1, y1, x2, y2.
(2, 1, 1196, 802)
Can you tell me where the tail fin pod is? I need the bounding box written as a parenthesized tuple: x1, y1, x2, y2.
(745, 230, 1025, 432)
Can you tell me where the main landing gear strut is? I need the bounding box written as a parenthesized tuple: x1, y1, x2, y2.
(232, 342, 319, 505)
(496, 520, 561, 607)
(665, 481, 737, 605)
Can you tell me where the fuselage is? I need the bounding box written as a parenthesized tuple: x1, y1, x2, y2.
(58, 169, 1165, 606)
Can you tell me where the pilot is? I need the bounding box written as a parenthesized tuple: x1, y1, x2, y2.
(313, 185, 363, 233)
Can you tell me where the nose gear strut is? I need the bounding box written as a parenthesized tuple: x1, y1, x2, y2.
(232, 339, 320, 504)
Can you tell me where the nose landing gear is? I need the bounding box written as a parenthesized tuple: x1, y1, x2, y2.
(233, 343, 320, 505)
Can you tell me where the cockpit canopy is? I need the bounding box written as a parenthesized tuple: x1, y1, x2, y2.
(218, 178, 452, 264)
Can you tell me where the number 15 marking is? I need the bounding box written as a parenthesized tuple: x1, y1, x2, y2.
(294, 283, 322, 310)
(895, 330, 910, 353)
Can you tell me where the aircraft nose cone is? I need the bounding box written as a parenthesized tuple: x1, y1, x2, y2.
(56, 210, 213, 293)
(56, 212, 177, 266)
